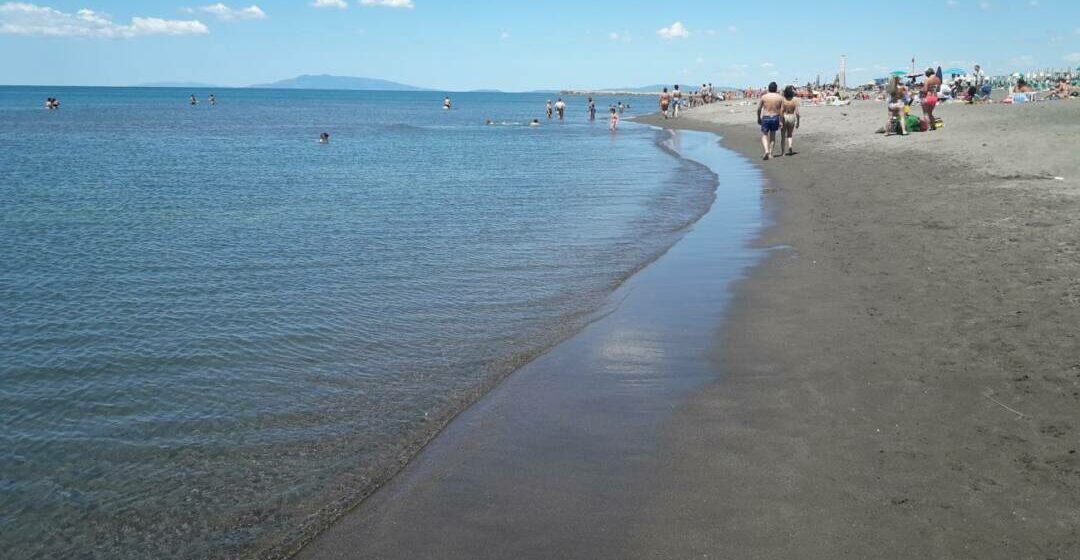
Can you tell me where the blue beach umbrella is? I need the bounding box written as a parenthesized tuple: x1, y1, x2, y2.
(944, 67, 965, 75)
(890, 70, 907, 76)
(936, 66, 943, 80)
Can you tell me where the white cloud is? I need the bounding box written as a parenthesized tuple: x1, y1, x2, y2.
(311, 0, 347, 7)
(359, 0, 414, 8)
(0, 3, 208, 37)
(608, 30, 630, 42)
(188, 3, 265, 21)
(761, 62, 775, 68)
(657, 20, 688, 39)
(1065, 52, 1080, 63)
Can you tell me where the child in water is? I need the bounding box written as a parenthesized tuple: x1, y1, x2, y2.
(319, 132, 330, 144)
(609, 107, 619, 131)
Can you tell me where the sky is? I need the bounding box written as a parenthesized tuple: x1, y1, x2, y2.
(1, 0, 1078, 90)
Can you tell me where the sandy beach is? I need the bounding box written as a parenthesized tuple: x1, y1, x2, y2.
(294, 98, 1080, 559)
(637, 99, 1080, 558)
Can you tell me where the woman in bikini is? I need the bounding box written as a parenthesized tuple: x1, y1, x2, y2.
(780, 85, 800, 156)
(885, 77, 908, 136)
(920, 68, 941, 131)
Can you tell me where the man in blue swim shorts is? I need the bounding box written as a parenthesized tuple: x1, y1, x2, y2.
(757, 81, 784, 160)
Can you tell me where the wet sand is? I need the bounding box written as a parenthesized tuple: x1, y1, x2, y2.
(636, 100, 1080, 558)
(294, 100, 1080, 559)
(293, 130, 766, 559)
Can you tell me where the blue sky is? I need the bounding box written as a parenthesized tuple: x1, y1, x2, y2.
(1, 0, 1078, 89)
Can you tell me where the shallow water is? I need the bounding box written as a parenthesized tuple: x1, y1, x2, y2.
(0, 88, 718, 558)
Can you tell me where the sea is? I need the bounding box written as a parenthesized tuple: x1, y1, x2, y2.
(0, 87, 723, 559)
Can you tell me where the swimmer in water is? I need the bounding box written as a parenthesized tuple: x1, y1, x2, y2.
(190, 94, 198, 106)
(443, 96, 452, 110)
(529, 119, 540, 127)
(209, 94, 216, 106)
(485, 119, 495, 125)
(319, 132, 330, 144)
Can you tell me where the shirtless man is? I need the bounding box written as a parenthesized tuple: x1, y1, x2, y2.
(659, 87, 671, 118)
(921, 68, 941, 130)
(780, 85, 801, 156)
(756, 82, 784, 160)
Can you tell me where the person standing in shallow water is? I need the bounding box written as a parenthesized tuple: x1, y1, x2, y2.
(780, 85, 801, 156)
(546, 99, 553, 119)
(190, 94, 198, 106)
(609, 106, 619, 131)
(554, 98, 566, 120)
(756, 82, 783, 160)
(587, 97, 596, 121)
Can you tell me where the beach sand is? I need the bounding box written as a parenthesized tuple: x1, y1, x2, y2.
(635, 99, 1080, 558)
(295, 100, 1080, 559)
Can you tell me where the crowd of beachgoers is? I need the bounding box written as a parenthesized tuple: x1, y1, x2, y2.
(651, 64, 1079, 159)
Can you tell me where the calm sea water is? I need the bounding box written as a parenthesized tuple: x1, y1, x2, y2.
(0, 87, 717, 559)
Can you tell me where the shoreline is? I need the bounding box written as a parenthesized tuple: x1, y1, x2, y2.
(634, 101, 1080, 557)
(292, 129, 767, 558)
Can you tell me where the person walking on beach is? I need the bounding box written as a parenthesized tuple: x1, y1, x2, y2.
(555, 98, 566, 120)
(921, 67, 940, 130)
(587, 97, 597, 121)
(546, 100, 553, 119)
(780, 85, 800, 156)
(672, 84, 682, 118)
(659, 87, 671, 118)
(756, 82, 784, 160)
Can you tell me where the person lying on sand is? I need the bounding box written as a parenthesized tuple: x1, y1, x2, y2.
(756, 82, 784, 160)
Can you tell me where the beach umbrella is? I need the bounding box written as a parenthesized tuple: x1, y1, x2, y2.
(944, 67, 965, 75)
(890, 70, 907, 76)
(936, 66, 943, 80)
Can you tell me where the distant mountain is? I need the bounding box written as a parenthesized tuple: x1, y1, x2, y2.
(249, 74, 428, 91)
(137, 81, 219, 88)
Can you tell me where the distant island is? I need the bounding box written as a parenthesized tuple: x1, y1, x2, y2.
(248, 74, 429, 91)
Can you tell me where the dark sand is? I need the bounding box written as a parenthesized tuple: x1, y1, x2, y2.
(636, 100, 1080, 558)
(295, 101, 1080, 559)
